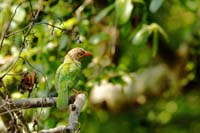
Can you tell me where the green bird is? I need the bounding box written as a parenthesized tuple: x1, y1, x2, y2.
(55, 47, 92, 110)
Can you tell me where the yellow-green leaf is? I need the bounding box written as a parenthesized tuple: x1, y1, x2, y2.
(95, 4, 114, 23)
(149, 0, 165, 13)
(152, 30, 158, 57)
(115, 0, 134, 25)
(132, 25, 151, 45)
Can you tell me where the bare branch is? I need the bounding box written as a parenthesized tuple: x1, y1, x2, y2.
(39, 94, 86, 133)
(38, 126, 66, 133)
(66, 94, 86, 132)
(0, 95, 78, 114)
(0, 97, 56, 114)
(0, 94, 86, 132)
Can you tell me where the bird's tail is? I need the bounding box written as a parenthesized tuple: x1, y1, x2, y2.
(56, 88, 68, 110)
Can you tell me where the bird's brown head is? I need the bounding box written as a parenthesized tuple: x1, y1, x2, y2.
(65, 47, 92, 62)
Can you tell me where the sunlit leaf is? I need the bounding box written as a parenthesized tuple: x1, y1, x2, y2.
(95, 4, 114, 23)
(149, 0, 165, 13)
(12, 5, 26, 23)
(11, 92, 24, 98)
(149, 23, 168, 41)
(115, 0, 134, 25)
(63, 17, 77, 29)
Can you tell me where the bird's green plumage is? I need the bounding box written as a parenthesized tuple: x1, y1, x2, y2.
(55, 58, 81, 110)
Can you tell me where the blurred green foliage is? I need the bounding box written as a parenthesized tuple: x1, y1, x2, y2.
(0, 0, 200, 132)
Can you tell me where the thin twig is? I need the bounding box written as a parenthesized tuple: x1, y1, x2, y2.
(0, 2, 23, 50)
(28, 0, 34, 19)
(4, 21, 67, 38)
(35, 22, 69, 33)
(5, 24, 31, 37)
(0, 47, 24, 79)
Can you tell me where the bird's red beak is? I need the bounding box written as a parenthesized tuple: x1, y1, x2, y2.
(84, 51, 92, 57)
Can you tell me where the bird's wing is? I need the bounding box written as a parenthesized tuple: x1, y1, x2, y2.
(55, 64, 63, 91)
(55, 61, 81, 109)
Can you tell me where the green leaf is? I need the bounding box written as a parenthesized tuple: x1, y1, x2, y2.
(115, 0, 134, 25)
(132, 0, 144, 4)
(149, 23, 168, 41)
(132, 23, 168, 46)
(89, 32, 109, 45)
(149, 0, 165, 13)
(152, 30, 158, 57)
(132, 25, 151, 45)
(95, 4, 115, 23)
(156, 25, 168, 41)
(181, 0, 198, 12)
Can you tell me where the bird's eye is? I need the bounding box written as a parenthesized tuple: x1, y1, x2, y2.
(78, 52, 85, 57)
